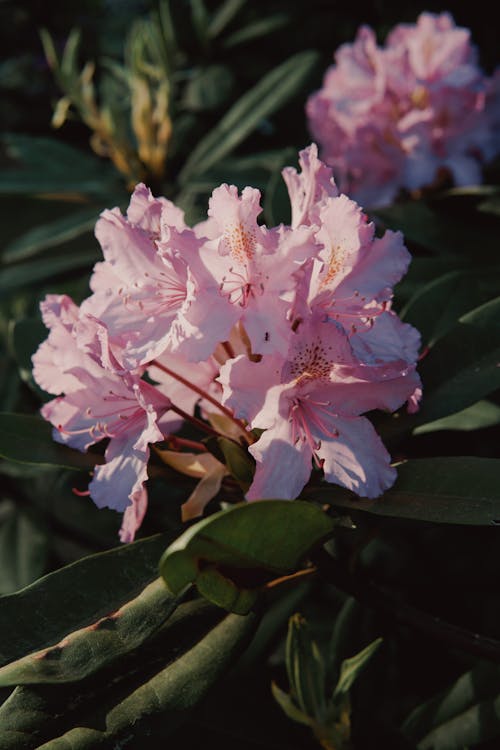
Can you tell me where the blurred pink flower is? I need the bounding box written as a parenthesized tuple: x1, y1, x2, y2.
(307, 13, 500, 206)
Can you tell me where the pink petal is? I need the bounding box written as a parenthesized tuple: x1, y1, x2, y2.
(318, 415, 396, 498)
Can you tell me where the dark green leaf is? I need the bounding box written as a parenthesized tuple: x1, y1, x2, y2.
(401, 269, 500, 347)
(413, 400, 500, 435)
(217, 437, 254, 491)
(271, 681, 311, 726)
(0, 578, 179, 685)
(0, 600, 256, 748)
(414, 296, 500, 426)
(0, 413, 102, 471)
(403, 663, 500, 743)
(207, 0, 246, 38)
(311, 457, 500, 526)
(0, 501, 48, 595)
(3, 208, 98, 264)
(223, 13, 289, 48)
(182, 65, 234, 112)
(375, 200, 498, 257)
(0, 135, 117, 196)
(160, 500, 336, 613)
(190, 0, 210, 47)
(327, 598, 360, 679)
(0, 533, 173, 668)
(8, 318, 49, 396)
(286, 613, 326, 719)
(0, 250, 98, 294)
(333, 638, 382, 699)
(178, 50, 318, 183)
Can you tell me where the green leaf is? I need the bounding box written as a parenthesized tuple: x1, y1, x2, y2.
(3, 208, 98, 264)
(217, 437, 254, 491)
(333, 638, 382, 700)
(0, 134, 118, 196)
(207, 0, 246, 38)
(0, 533, 172, 668)
(0, 601, 256, 748)
(401, 269, 500, 347)
(271, 681, 311, 726)
(327, 597, 360, 679)
(182, 64, 234, 112)
(223, 13, 289, 48)
(286, 613, 326, 720)
(160, 500, 336, 614)
(0, 502, 48, 595)
(0, 578, 180, 685)
(414, 296, 500, 427)
(311, 457, 500, 525)
(375, 200, 499, 258)
(402, 663, 500, 743)
(0, 250, 98, 294)
(178, 50, 318, 183)
(190, 0, 210, 47)
(0, 413, 102, 471)
(8, 318, 49, 396)
(413, 400, 500, 435)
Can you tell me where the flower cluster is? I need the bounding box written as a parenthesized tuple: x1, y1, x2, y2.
(33, 145, 421, 541)
(307, 13, 500, 207)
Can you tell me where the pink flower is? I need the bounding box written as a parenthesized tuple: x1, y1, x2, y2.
(34, 146, 423, 537)
(196, 183, 317, 355)
(82, 183, 226, 367)
(219, 312, 419, 500)
(285, 147, 420, 370)
(307, 13, 500, 206)
(33, 298, 173, 541)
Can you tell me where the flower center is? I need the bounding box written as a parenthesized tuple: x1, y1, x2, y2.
(321, 244, 345, 287)
(224, 222, 256, 263)
(287, 338, 338, 382)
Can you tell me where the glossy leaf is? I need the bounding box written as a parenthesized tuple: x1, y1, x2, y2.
(0, 533, 173, 668)
(178, 50, 318, 183)
(0, 413, 102, 471)
(160, 500, 336, 614)
(311, 457, 500, 526)
(413, 400, 500, 435)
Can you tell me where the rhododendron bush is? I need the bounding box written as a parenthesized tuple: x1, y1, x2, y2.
(1, 3, 500, 749)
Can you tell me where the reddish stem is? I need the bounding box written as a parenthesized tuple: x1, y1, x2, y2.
(150, 359, 251, 443)
(168, 402, 222, 439)
(165, 435, 207, 452)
